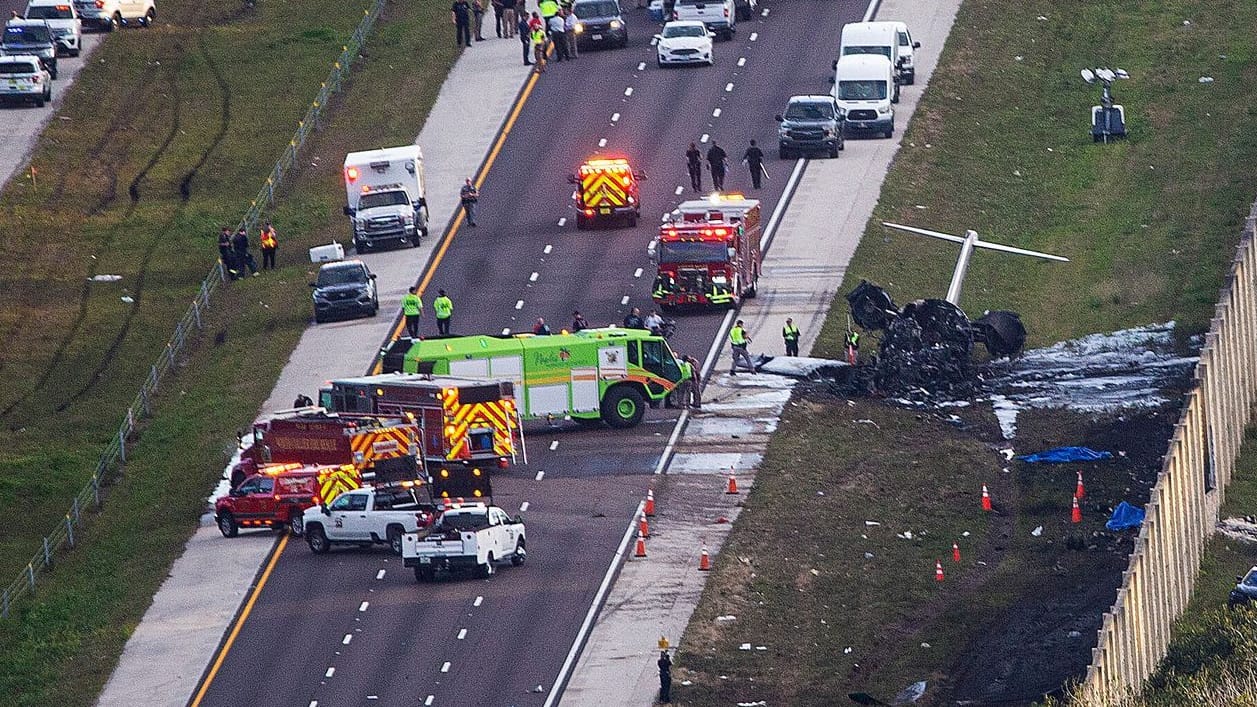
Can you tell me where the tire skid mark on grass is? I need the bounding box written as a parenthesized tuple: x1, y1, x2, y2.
(179, 33, 231, 202)
(127, 52, 183, 207)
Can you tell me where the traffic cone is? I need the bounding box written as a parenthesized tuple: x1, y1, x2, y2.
(639, 516, 650, 538)
(1075, 471, 1085, 500)
(935, 561, 944, 582)
(644, 489, 656, 517)
(1071, 495, 1082, 524)
(952, 542, 961, 563)
(981, 484, 992, 512)
(699, 545, 711, 571)
(634, 537, 648, 558)
(725, 471, 739, 495)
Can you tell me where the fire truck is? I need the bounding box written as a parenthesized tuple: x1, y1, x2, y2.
(243, 409, 423, 486)
(318, 373, 524, 471)
(650, 194, 763, 309)
(569, 157, 644, 229)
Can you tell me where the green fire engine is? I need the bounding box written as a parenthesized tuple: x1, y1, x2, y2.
(402, 328, 688, 428)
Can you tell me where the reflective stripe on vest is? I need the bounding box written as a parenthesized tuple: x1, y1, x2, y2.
(783, 324, 799, 340)
(260, 229, 277, 248)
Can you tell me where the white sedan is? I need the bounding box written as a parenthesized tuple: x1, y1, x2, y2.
(655, 20, 714, 67)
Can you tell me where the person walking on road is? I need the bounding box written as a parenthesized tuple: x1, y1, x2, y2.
(259, 221, 278, 270)
(433, 289, 454, 336)
(402, 287, 423, 339)
(706, 140, 728, 191)
(530, 23, 548, 72)
(683, 354, 702, 408)
(232, 226, 258, 277)
(742, 139, 766, 189)
(729, 319, 756, 374)
(460, 178, 480, 226)
(452, 0, 473, 47)
(658, 650, 673, 703)
(564, 8, 579, 58)
(518, 12, 532, 63)
(491, 0, 504, 37)
(782, 317, 800, 356)
(571, 310, 589, 332)
(685, 142, 702, 192)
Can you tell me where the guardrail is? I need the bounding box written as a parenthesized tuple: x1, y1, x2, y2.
(1080, 197, 1257, 701)
(0, 0, 389, 620)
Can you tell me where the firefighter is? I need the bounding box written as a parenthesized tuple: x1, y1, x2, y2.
(685, 142, 702, 192)
(783, 317, 800, 356)
(259, 221, 278, 270)
(539, 0, 559, 25)
(623, 307, 645, 329)
(729, 319, 755, 374)
(845, 328, 860, 365)
(433, 289, 454, 336)
(403, 287, 423, 339)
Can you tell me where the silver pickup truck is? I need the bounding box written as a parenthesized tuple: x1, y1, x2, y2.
(401, 503, 526, 582)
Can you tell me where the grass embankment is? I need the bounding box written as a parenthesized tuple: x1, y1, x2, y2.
(0, 0, 458, 703)
(673, 0, 1257, 703)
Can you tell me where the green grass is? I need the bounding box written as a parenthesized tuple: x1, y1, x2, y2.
(673, 0, 1257, 703)
(0, 0, 458, 703)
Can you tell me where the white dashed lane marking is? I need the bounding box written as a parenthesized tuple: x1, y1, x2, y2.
(521, 501, 530, 512)
(700, 133, 710, 143)
(529, 272, 539, 282)
(598, 137, 607, 147)
(611, 112, 620, 122)
(474, 595, 484, 607)
(634, 267, 643, 278)
(325, 667, 335, 678)
(674, 185, 683, 195)
(549, 440, 559, 450)
(737, 57, 746, 67)
(425, 696, 435, 706)
(712, 108, 721, 117)
(558, 217, 566, 226)
(535, 470, 545, 481)
(501, 327, 511, 335)
(440, 662, 451, 673)
(375, 569, 385, 580)
(761, 7, 769, 15)
(725, 82, 734, 92)
(624, 87, 633, 96)
(359, 601, 369, 612)
(342, 634, 353, 645)
(637, 61, 646, 70)
(515, 299, 524, 310)
(544, 244, 553, 254)
(620, 295, 630, 305)
(457, 628, 468, 640)
(749, 32, 758, 41)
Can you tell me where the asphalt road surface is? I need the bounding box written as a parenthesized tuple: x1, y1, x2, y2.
(198, 1, 866, 704)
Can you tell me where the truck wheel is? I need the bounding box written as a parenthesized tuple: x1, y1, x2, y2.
(414, 566, 436, 582)
(307, 525, 330, 554)
(479, 552, 496, 578)
(627, 214, 638, 228)
(601, 385, 646, 428)
(575, 213, 588, 230)
(387, 525, 404, 555)
(289, 512, 304, 537)
(217, 512, 238, 538)
(511, 540, 527, 566)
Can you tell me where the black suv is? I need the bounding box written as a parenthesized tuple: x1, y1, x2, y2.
(573, 0, 627, 50)
(775, 95, 845, 159)
(310, 260, 379, 323)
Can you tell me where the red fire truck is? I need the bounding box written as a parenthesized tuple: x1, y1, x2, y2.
(215, 462, 361, 537)
(650, 194, 763, 309)
(243, 410, 423, 485)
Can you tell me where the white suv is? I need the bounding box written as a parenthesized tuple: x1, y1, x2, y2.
(0, 55, 52, 107)
(24, 0, 81, 56)
(72, 0, 156, 31)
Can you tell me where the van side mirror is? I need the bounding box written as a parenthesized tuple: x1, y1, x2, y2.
(652, 33, 662, 42)
(513, 514, 524, 524)
(774, 114, 783, 122)
(343, 206, 354, 216)
(832, 59, 838, 70)
(913, 40, 921, 49)
(369, 273, 377, 279)
(828, 75, 835, 84)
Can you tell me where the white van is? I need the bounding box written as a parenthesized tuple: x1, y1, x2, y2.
(832, 54, 895, 138)
(24, 0, 81, 56)
(887, 21, 921, 85)
(342, 145, 428, 252)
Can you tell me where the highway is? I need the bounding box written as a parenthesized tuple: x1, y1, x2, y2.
(197, 1, 867, 704)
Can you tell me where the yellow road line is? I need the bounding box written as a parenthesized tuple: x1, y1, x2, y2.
(372, 69, 543, 375)
(189, 534, 289, 707)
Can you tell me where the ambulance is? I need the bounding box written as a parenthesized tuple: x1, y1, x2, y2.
(569, 157, 644, 229)
(342, 145, 428, 251)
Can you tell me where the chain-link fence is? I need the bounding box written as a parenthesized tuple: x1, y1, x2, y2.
(1, 0, 388, 620)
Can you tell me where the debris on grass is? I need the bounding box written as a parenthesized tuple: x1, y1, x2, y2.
(89, 274, 123, 282)
(1217, 517, 1257, 544)
(716, 615, 737, 622)
(1032, 525, 1044, 537)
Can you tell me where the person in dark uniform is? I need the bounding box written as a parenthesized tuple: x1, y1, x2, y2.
(231, 226, 258, 277)
(742, 139, 765, 189)
(217, 227, 237, 279)
(451, 0, 473, 48)
(658, 650, 673, 703)
(706, 140, 727, 191)
(685, 142, 702, 192)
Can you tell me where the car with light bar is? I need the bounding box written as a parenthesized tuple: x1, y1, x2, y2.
(0, 55, 51, 106)
(301, 484, 437, 555)
(71, 0, 155, 31)
(568, 157, 644, 229)
(215, 463, 353, 537)
(572, 0, 627, 50)
(654, 20, 713, 68)
(342, 145, 428, 252)
(650, 194, 761, 309)
(1, 20, 57, 78)
(24, 0, 81, 56)
(402, 502, 526, 581)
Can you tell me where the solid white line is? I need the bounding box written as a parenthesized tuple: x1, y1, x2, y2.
(544, 244, 553, 254)
(737, 57, 746, 67)
(624, 87, 633, 96)
(724, 82, 734, 92)
(699, 310, 737, 381)
(343, 634, 353, 645)
(425, 696, 435, 707)
(515, 299, 524, 310)
(542, 499, 646, 707)
(457, 628, 468, 640)
(620, 295, 630, 305)
(712, 108, 721, 117)
(598, 137, 607, 147)
(530, 272, 539, 282)
(359, 601, 369, 612)
(521, 501, 530, 512)
(441, 661, 451, 673)
(674, 185, 683, 195)
(557, 217, 566, 227)
(549, 440, 559, 450)
(535, 470, 545, 481)
(474, 595, 484, 607)
(310, 702, 318, 707)
(633, 267, 643, 278)
(611, 112, 620, 122)
(325, 667, 335, 678)
(749, 32, 758, 41)
(700, 133, 709, 143)
(502, 327, 511, 335)
(637, 61, 646, 70)
(759, 157, 807, 253)
(375, 569, 385, 580)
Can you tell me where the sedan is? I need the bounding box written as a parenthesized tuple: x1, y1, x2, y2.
(655, 20, 713, 68)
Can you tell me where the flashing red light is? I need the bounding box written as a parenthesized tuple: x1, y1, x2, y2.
(584, 209, 594, 216)
(95, 0, 104, 7)
(346, 166, 360, 181)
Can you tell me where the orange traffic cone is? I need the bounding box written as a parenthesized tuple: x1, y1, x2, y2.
(725, 472, 739, 495)
(644, 489, 656, 517)
(935, 560, 944, 582)
(952, 542, 961, 563)
(634, 537, 648, 558)
(981, 484, 992, 512)
(1071, 495, 1082, 524)
(1075, 471, 1085, 500)
(639, 516, 650, 538)
(699, 545, 711, 571)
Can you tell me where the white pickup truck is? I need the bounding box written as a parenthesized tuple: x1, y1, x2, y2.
(401, 503, 526, 581)
(298, 485, 436, 555)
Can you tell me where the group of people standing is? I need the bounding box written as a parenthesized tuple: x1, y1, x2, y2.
(450, 0, 525, 47)
(217, 222, 279, 280)
(402, 287, 456, 339)
(452, 0, 581, 73)
(685, 139, 767, 193)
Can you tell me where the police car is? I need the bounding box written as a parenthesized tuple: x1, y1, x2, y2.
(0, 54, 51, 107)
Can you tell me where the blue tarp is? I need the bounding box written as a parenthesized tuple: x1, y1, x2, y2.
(1106, 502, 1145, 531)
(1016, 446, 1113, 463)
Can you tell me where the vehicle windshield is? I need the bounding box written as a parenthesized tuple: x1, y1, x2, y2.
(25, 6, 74, 19)
(329, 493, 368, 511)
(0, 61, 36, 74)
(3, 26, 52, 43)
(663, 24, 705, 38)
(359, 190, 409, 209)
(843, 44, 890, 59)
(838, 79, 888, 101)
(438, 511, 489, 531)
(316, 266, 367, 286)
(575, 0, 618, 17)
(659, 240, 728, 264)
(1244, 571, 1257, 588)
(785, 102, 834, 120)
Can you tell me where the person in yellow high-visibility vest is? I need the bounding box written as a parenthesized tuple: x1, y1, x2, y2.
(782, 317, 800, 357)
(433, 289, 454, 336)
(259, 221, 278, 270)
(729, 320, 756, 375)
(402, 287, 423, 339)
(530, 24, 548, 72)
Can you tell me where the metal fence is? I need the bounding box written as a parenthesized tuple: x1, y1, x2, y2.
(1, 0, 389, 619)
